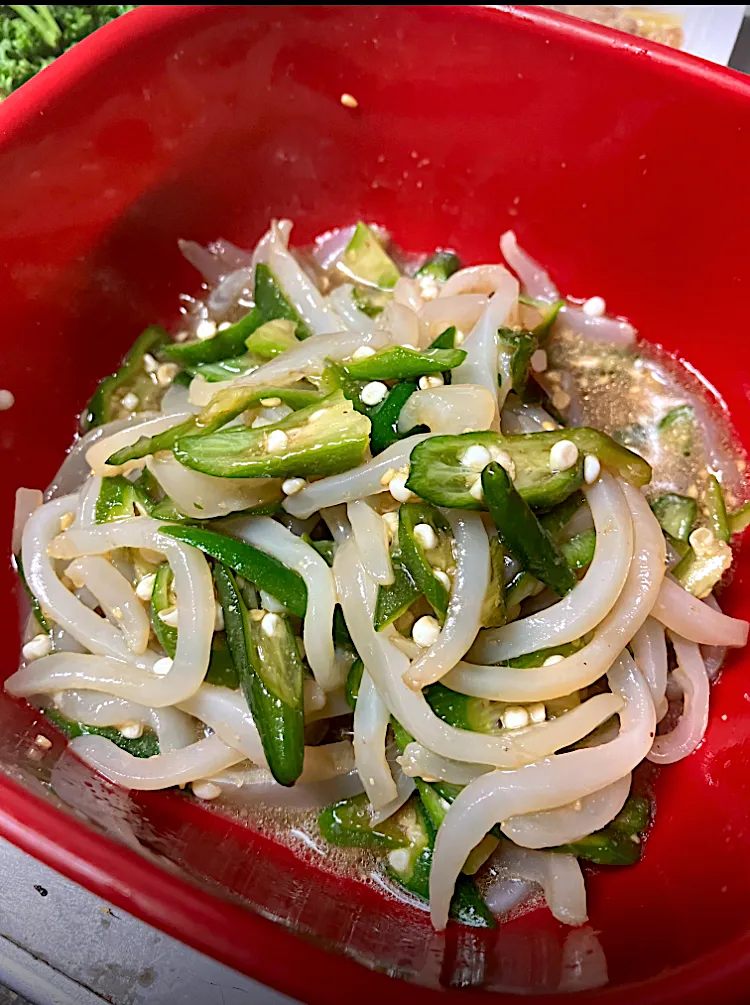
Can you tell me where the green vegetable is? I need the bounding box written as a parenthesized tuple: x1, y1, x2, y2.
(15, 553, 51, 637)
(650, 493, 697, 543)
(424, 682, 506, 735)
(162, 525, 307, 618)
(163, 264, 311, 365)
(659, 405, 694, 459)
(351, 286, 391, 319)
(173, 391, 371, 479)
(561, 529, 596, 572)
(398, 502, 453, 622)
(342, 345, 466, 382)
(345, 658, 364, 710)
(704, 474, 729, 543)
(374, 553, 421, 630)
(82, 326, 169, 431)
(428, 326, 457, 351)
(244, 318, 299, 358)
(405, 431, 584, 512)
(307, 538, 334, 566)
(340, 222, 400, 289)
(672, 536, 732, 599)
(415, 250, 461, 283)
(318, 792, 409, 851)
(187, 355, 258, 382)
(482, 463, 577, 596)
(150, 562, 177, 658)
(532, 299, 565, 342)
(481, 536, 506, 629)
(497, 327, 537, 398)
(367, 380, 427, 455)
(539, 491, 586, 534)
(204, 632, 240, 689)
(0, 6, 136, 98)
(729, 501, 750, 536)
(555, 795, 651, 865)
(505, 570, 541, 611)
(94, 475, 148, 523)
(505, 636, 588, 669)
(214, 562, 304, 786)
(44, 708, 158, 759)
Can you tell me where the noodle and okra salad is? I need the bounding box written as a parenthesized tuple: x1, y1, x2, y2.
(10, 221, 750, 931)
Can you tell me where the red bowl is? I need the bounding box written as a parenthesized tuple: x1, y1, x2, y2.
(2, 5, 750, 1003)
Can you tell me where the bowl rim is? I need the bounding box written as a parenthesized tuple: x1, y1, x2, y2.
(2, 5, 750, 1003)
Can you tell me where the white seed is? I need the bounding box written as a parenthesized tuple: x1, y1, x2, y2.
(584, 454, 601, 484)
(382, 511, 399, 540)
(143, 353, 159, 373)
(0, 389, 14, 410)
(530, 349, 548, 373)
(414, 523, 438, 550)
(528, 702, 547, 724)
(460, 444, 492, 472)
(153, 656, 173, 676)
(282, 477, 307, 496)
(542, 654, 564, 666)
(159, 606, 179, 628)
(469, 477, 484, 501)
(249, 608, 266, 622)
(217, 321, 232, 331)
(454, 330, 465, 347)
(214, 602, 224, 632)
(360, 381, 389, 406)
(121, 391, 139, 411)
(266, 429, 289, 453)
(582, 296, 606, 317)
(340, 92, 358, 109)
(351, 346, 376, 360)
(260, 397, 282, 407)
(501, 705, 530, 730)
(542, 420, 558, 431)
(59, 512, 75, 531)
(689, 527, 716, 555)
(418, 374, 444, 390)
(380, 467, 397, 487)
(156, 363, 179, 387)
(120, 722, 143, 740)
(308, 409, 328, 423)
(22, 634, 52, 661)
(196, 319, 218, 340)
(552, 390, 571, 411)
(34, 734, 52, 750)
(135, 573, 156, 602)
(488, 446, 516, 478)
(549, 439, 579, 472)
(261, 612, 282, 637)
(192, 780, 222, 800)
(388, 848, 411, 872)
(389, 474, 414, 503)
(433, 569, 451, 590)
(412, 615, 441, 648)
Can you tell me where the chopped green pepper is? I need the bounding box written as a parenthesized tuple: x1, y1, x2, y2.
(94, 475, 148, 523)
(374, 553, 421, 630)
(704, 474, 730, 544)
(150, 562, 177, 658)
(428, 326, 457, 351)
(658, 405, 694, 459)
(318, 792, 409, 851)
(554, 795, 651, 865)
(214, 562, 304, 786)
(415, 250, 461, 283)
(497, 327, 537, 397)
(340, 222, 400, 289)
(650, 493, 696, 543)
(161, 525, 307, 618)
(345, 658, 364, 710)
(398, 502, 453, 622)
(368, 380, 427, 456)
(244, 318, 299, 358)
(44, 708, 159, 759)
(482, 463, 577, 596)
(173, 391, 371, 479)
(342, 346, 466, 382)
(83, 326, 170, 431)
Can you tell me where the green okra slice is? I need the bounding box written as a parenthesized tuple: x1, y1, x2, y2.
(44, 709, 159, 759)
(83, 326, 170, 431)
(415, 251, 461, 283)
(342, 346, 466, 382)
(398, 502, 453, 622)
(318, 792, 410, 851)
(650, 493, 697, 543)
(374, 552, 421, 630)
(340, 222, 400, 289)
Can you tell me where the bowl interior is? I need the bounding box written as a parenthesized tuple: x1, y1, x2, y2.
(2, 6, 750, 1003)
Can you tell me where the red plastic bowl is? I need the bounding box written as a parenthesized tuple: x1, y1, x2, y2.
(2, 5, 750, 1003)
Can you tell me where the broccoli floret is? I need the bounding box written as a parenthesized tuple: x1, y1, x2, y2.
(0, 5, 136, 97)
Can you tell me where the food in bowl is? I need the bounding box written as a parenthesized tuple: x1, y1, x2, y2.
(9, 220, 749, 933)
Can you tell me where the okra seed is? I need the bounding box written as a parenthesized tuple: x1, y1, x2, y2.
(22, 634, 52, 661)
(282, 477, 307, 496)
(261, 612, 282, 637)
(59, 511, 75, 531)
(156, 363, 179, 387)
(143, 353, 159, 373)
(388, 848, 411, 872)
(121, 391, 139, 411)
(460, 444, 492, 472)
(418, 374, 444, 390)
(412, 615, 440, 648)
(266, 429, 289, 453)
(159, 606, 179, 628)
(530, 348, 548, 373)
(153, 656, 173, 676)
(501, 705, 530, 730)
(192, 780, 222, 800)
(195, 319, 218, 340)
(214, 602, 224, 631)
(528, 702, 547, 724)
(469, 477, 484, 501)
(584, 453, 601, 484)
(582, 295, 606, 317)
(249, 609, 266, 622)
(380, 467, 396, 487)
(308, 409, 328, 423)
(351, 345, 376, 360)
(433, 569, 451, 590)
(542, 654, 564, 666)
(360, 381, 389, 406)
(549, 439, 579, 472)
(120, 722, 144, 740)
(260, 397, 282, 407)
(488, 446, 516, 478)
(135, 573, 156, 601)
(414, 523, 438, 550)
(389, 474, 414, 503)
(340, 92, 358, 109)
(382, 511, 399, 539)
(34, 734, 52, 750)
(454, 330, 465, 347)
